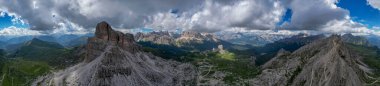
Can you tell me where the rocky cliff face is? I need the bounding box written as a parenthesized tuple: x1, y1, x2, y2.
(85, 21, 142, 62)
(135, 31, 221, 45)
(33, 21, 196, 86)
(134, 31, 175, 45)
(135, 31, 231, 51)
(215, 31, 293, 46)
(251, 35, 371, 86)
(176, 31, 220, 44)
(341, 33, 371, 46)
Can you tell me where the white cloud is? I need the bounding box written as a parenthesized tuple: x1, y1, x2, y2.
(317, 17, 380, 36)
(147, 0, 285, 32)
(0, 11, 5, 17)
(0, 26, 42, 36)
(145, 12, 191, 31)
(368, 0, 380, 10)
(0, 0, 205, 31)
(0, 0, 378, 36)
(50, 19, 91, 35)
(281, 0, 349, 30)
(373, 26, 380, 30)
(190, 0, 285, 32)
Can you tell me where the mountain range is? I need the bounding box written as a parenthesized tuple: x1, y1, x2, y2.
(135, 31, 237, 52)
(215, 31, 294, 46)
(0, 21, 380, 85)
(0, 33, 92, 49)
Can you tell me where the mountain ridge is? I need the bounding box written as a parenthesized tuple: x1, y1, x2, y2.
(252, 35, 371, 86)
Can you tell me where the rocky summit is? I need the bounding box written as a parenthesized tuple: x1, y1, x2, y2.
(32, 21, 196, 86)
(85, 21, 141, 62)
(251, 35, 371, 86)
(134, 31, 175, 45)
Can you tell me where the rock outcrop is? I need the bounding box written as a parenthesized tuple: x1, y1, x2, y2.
(176, 31, 220, 44)
(134, 31, 175, 45)
(33, 21, 196, 86)
(251, 35, 371, 86)
(135, 31, 232, 51)
(85, 21, 141, 62)
(341, 33, 371, 46)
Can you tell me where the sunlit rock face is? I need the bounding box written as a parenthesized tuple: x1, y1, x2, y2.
(33, 21, 197, 86)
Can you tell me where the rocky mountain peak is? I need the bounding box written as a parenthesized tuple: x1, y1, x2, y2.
(86, 21, 141, 62)
(134, 31, 175, 45)
(95, 21, 112, 40)
(341, 33, 370, 46)
(253, 35, 370, 86)
(177, 31, 220, 43)
(94, 21, 136, 44)
(181, 31, 203, 38)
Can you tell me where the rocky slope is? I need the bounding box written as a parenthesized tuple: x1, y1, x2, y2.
(342, 33, 371, 46)
(215, 31, 294, 46)
(250, 34, 326, 65)
(33, 21, 196, 86)
(135, 31, 234, 51)
(135, 31, 221, 45)
(175, 31, 220, 44)
(135, 31, 176, 45)
(251, 35, 371, 86)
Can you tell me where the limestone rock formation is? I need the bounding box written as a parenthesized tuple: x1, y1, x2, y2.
(85, 21, 141, 62)
(251, 35, 371, 86)
(135, 31, 232, 51)
(341, 33, 371, 46)
(33, 21, 196, 86)
(176, 31, 220, 44)
(134, 31, 175, 45)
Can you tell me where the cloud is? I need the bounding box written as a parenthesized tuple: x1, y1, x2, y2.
(146, 0, 285, 32)
(0, 11, 5, 17)
(0, 0, 205, 31)
(0, 0, 377, 36)
(190, 0, 285, 32)
(281, 0, 349, 30)
(0, 0, 286, 33)
(146, 0, 358, 33)
(0, 26, 42, 36)
(368, 0, 380, 10)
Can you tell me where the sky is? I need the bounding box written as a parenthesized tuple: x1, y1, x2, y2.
(0, 0, 379, 36)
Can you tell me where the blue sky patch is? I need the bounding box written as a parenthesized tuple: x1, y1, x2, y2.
(0, 11, 29, 30)
(337, 0, 380, 28)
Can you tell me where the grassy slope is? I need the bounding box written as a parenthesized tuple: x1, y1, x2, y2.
(1, 59, 51, 86)
(0, 46, 81, 85)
